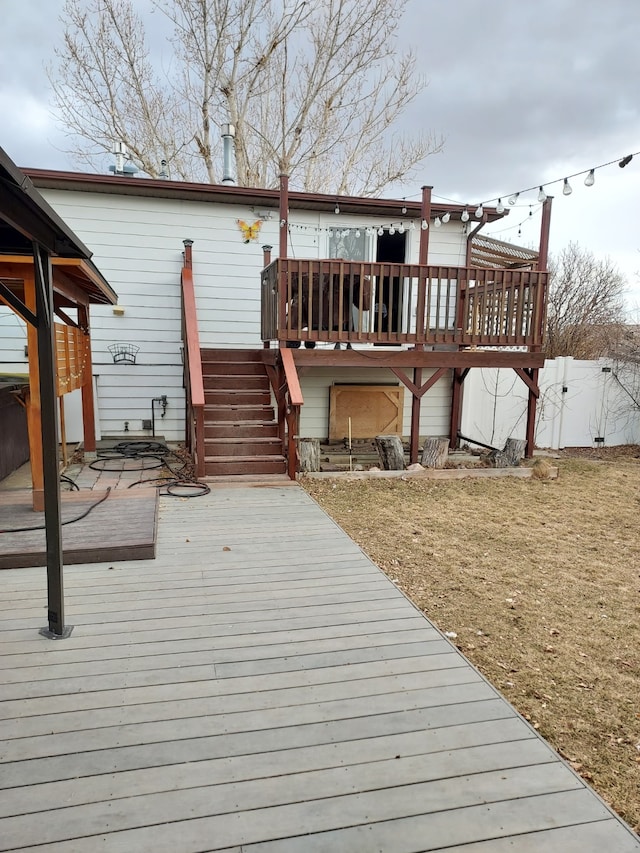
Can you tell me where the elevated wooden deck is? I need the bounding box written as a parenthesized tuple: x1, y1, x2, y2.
(0, 487, 638, 851)
(0, 488, 158, 569)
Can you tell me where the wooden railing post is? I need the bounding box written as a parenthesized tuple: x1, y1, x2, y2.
(181, 239, 206, 478)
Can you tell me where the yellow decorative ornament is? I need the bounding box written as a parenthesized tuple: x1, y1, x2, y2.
(237, 219, 262, 243)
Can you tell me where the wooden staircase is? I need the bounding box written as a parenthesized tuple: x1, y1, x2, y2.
(201, 349, 287, 477)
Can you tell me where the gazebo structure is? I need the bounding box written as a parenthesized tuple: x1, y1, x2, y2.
(0, 146, 116, 636)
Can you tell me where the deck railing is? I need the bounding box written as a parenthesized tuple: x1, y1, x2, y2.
(261, 259, 547, 349)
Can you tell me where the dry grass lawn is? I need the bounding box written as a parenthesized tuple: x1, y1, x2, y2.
(302, 449, 640, 834)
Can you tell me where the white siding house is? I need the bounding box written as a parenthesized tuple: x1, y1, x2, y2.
(10, 172, 478, 444)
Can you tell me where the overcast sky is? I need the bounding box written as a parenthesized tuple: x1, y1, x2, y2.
(2, 0, 639, 309)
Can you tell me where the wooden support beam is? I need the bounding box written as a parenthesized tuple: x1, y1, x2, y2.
(449, 367, 466, 450)
(410, 367, 422, 464)
(0, 279, 38, 326)
(525, 368, 540, 458)
(391, 366, 449, 399)
(78, 305, 97, 453)
(514, 367, 540, 397)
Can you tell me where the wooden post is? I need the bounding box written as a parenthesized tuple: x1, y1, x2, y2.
(537, 197, 553, 270)
(449, 367, 467, 450)
(526, 368, 539, 458)
(78, 304, 96, 453)
(375, 434, 405, 470)
(421, 437, 449, 468)
(419, 186, 432, 265)
(278, 176, 289, 346)
(409, 367, 422, 464)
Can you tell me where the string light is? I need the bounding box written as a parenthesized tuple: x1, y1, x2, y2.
(398, 223, 405, 234)
(334, 203, 340, 214)
(401, 204, 407, 214)
(389, 225, 396, 235)
(475, 204, 484, 219)
(445, 147, 640, 215)
(421, 219, 428, 230)
(377, 226, 384, 236)
(433, 216, 442, 228)
(461, 208, 469, 222)
(441, 212, 450, 224)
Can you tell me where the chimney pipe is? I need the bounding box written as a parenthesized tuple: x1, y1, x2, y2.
(221, 123, 236, 185)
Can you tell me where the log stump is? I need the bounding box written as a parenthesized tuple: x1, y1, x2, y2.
(375, 434, 405, 470)
(421, 437, 449, 469)
(487, 437, 526, 468)
(504, 437, 526, 466)
(298, 438, 320, 472)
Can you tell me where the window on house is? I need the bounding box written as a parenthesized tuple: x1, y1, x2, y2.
(328, 227, 371, 261)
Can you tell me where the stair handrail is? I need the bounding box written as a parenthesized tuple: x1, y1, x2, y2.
(180, 254, 206, 478)
(280, 347, 303, 479)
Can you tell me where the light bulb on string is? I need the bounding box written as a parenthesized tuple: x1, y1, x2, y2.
(421, 219, 428, 230)
(442, 212, 450, 224)
(377, 226, 384, 236)
(562, 178, 572, 196)
(475, 204, 484, 219)
(433, 216, 442, 228)
(584, 169, 595, 187)
(366, 227, 374, 237)
(537, 186, 547, 202)
(401, 204, 407, 215)
(508, 192, 519, 205)
(398, 223, 405, 234)
(496, 198, 505, 214)
(355, 229, 361, 238)
(389, 225, 396, 235)
(461, 208, 469, 222)
(334, 203, 340, 214)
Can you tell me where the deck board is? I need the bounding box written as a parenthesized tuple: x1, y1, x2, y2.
(0, 488, 158, 568)
(0, 485, 638, 852)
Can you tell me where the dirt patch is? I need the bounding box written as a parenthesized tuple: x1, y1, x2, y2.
(302, 449, 640, 834)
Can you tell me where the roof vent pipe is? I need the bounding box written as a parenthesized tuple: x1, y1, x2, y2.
(221, 123, 236, 185)
(109, 141, 138, 177)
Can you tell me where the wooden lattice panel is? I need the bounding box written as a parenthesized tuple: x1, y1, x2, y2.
(55, 323, 88, 396)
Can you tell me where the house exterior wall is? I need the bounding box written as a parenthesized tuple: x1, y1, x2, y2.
(298, 367, 452, 441)
(2, 184, 469, 442)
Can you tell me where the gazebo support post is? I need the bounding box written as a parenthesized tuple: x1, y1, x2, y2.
(34, 244, 72, 639)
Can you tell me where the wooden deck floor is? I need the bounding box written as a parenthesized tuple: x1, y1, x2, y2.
(0, 486, 638, 852)
(0, 488, 158, 569)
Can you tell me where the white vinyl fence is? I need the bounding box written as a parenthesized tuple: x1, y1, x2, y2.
(461, 357, 640, 450)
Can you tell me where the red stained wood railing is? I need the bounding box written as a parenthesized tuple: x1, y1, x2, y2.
(181, 266, 205, 477)
(261, 260, 548, 350)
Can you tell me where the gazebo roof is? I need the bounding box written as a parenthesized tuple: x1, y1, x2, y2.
(0, 148, 116, 306)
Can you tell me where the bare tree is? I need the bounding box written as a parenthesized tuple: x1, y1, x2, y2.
(544, 242, 628, 359)
(49, 0, 442, 193)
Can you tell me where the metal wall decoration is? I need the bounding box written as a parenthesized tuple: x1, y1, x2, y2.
(108, 343, 140, 364)
(236, 219, 262, 243)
